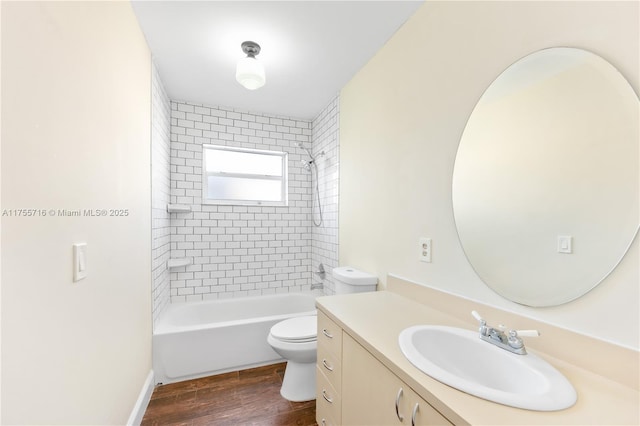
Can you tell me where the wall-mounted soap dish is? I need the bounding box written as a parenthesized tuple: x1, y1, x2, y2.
(167, 204, 191, 213)
(167, 258, 191, 269)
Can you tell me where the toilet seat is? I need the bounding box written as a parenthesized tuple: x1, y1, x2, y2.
(270, 315, 317, 343)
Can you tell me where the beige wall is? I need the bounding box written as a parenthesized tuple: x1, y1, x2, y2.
(0, 2, 3, 420)
(1, 2, 152, 424)
(340, 1, 639, 348)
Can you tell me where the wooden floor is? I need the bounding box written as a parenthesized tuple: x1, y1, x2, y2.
(141, 363, 318, 426)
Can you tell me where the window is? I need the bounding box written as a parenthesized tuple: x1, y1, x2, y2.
(202, 144, 288, 206)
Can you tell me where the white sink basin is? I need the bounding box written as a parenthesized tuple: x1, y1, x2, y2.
(398, 325, 577, 411)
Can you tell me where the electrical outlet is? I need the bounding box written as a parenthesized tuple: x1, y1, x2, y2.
(419, 238, 432, 263)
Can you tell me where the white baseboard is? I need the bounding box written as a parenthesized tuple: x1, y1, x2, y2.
(127, 370, 154, 426)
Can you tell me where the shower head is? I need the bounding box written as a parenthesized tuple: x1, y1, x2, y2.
(296, 142, 315, 161)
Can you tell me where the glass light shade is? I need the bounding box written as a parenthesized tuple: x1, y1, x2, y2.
(235, 56, 265, 90)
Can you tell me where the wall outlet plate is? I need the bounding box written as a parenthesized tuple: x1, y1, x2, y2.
(419, 237, 432, 263)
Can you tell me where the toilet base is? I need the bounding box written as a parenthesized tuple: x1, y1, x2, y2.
(280, 360, 316, 402)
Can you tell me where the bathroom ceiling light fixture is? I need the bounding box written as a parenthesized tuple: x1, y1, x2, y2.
(236, 41, 265, 90)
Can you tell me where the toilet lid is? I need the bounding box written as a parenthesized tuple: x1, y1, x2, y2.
(270, 315, 317, 342)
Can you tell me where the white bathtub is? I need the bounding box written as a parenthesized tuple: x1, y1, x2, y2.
(153, 293, 317, 384)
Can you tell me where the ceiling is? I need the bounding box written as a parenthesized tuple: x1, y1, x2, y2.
(132, 1, 423, 120)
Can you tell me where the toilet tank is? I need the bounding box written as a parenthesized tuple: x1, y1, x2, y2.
(332, 266, 378, 294)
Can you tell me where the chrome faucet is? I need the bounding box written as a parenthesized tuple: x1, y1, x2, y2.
(471, 311, 539, 355)
(314, 263, 326, 280)
(310, 263, 326, 290)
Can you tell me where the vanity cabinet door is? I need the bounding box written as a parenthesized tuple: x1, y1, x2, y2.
(403, 386, 453, 426)
(342, 333, 404, 425)
(342, 333, 451, 426)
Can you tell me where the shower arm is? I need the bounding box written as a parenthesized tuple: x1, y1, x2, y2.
(296, 142, 324, 162)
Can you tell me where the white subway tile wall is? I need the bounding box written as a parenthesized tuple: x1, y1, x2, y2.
(311, 95, 340, 294)
(169, 101, 316, 301)
(151, 62, 172, 326)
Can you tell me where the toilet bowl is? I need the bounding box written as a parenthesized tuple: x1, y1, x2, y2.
(267, 266, 378, 402)
(267, 315, 318, 402)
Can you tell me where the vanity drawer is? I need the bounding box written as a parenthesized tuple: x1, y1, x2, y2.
(316, 365, 342, 425)
(317, 342, 342, 393)
(317, 413, 338, 426)
(318, 310, 342, 358)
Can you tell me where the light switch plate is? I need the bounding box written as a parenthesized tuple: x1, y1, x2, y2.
(73, 243, 87, 282)
(557, 235, 572, 254)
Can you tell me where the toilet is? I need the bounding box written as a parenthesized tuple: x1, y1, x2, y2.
(267, 266, 377, 401)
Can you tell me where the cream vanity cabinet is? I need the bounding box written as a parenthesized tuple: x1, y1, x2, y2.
(317, 310, 452, 426)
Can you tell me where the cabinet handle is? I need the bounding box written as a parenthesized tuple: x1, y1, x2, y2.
(395, 387, 404, 421)
(411, 402, 419, 426)
(322, 328, 333, 338)
(321, 419, 326, 426)
(322, 389, 333, 404)
(322, 358, 334, 371)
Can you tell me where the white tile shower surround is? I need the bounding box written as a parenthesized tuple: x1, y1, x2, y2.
(311, 95, 340, 295)
(168, 101, 320, 302)
(151, 62, 172, 325)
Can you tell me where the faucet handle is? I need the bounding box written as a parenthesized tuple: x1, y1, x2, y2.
(507, 329, 540, 352)
(471, 310, 484, 323)
(471, 311, 489, 336)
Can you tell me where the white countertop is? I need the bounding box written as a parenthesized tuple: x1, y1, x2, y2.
(317, 290, 639, 425)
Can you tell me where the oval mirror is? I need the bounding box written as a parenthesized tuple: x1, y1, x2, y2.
(453, 47, 639, 307)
